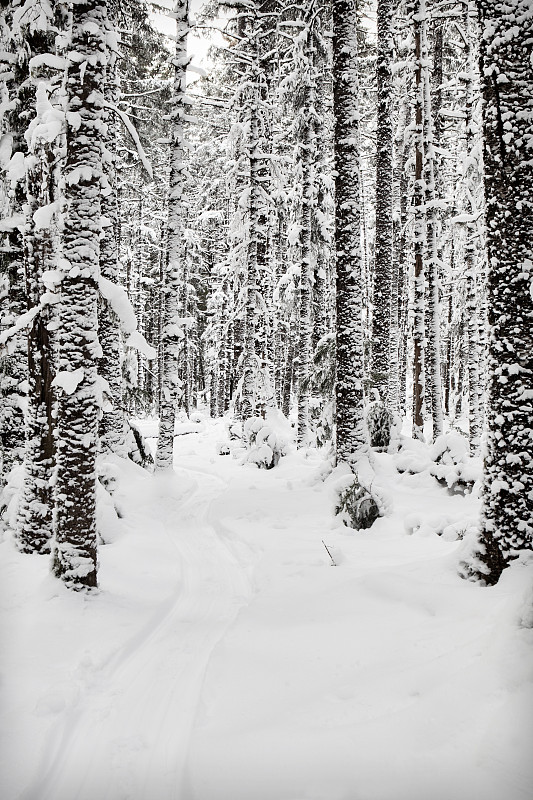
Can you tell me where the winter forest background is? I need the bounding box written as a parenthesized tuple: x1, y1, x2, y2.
(0, 0, 532, 798)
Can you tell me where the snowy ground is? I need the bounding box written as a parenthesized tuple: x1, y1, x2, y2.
(1, 416, 532, 800)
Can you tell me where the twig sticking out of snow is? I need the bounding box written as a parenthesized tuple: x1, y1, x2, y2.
(322, 540, 336, 566)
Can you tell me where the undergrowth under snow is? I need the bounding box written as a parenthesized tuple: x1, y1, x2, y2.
(1, 415, 532, 800)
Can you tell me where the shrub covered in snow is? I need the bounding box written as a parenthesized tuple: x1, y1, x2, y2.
(329, 462, 383, 530)
(365, 400, 400, 451)
(309, 397, 334, 449)
(394, 436, 432, 474)
(242, 410, 290, 470)
(429, 433, 481, 495)
(394, 432, 481, 496)
(335, 477, 380, 530)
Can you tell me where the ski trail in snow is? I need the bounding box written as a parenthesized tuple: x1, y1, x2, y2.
(19, 467, 254, 800)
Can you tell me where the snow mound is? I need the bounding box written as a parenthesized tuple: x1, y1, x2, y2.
(242, 411, 290, 470)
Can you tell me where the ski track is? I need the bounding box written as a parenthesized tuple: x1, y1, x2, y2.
(8, 429, 531, 800)
(18, 459, 254, 800)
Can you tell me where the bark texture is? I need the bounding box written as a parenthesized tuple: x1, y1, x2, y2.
(53, 0, 107, 589)
(476, 0, 533, 582)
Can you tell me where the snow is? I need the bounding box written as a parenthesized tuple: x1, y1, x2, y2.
(7, 151, 25, 184)
(51, 367, 85, 395)
(1, 417, 532, 800)
(0, 306, 40, 352)
(33, 200, 59, 230)
(125, 331, 157, 361)
(98, 276, 137, 333)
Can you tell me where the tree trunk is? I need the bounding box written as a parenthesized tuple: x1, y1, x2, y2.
(371, 0, 393, 404)
(410, 0, 425, 440)
(155, 0, 188, 471)
(332, 0, 368, 468)
(52, 0, 107, 589)
(475, 0, 533, 583)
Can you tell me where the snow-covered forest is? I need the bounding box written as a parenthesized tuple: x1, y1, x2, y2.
(1, 0, 532, 797)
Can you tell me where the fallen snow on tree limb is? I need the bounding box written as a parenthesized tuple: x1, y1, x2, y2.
(125, 331, 157, 361)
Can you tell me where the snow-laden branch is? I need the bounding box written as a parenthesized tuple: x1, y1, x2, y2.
(98, 276, 157, 360)
(104, 102, 153, 180)
(0, 306, 41, 354)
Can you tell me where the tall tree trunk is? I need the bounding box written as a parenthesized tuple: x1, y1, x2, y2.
(52, 0, 107, 589)
(99, 14, 129, 456)
(474, 0, 533, 583)
(16, 84, 57, 554)
(155, 0, 188, 470)
(421, 7, 443, 440)
(371, 0, 393, 404)
(410, 0, 426, 440)
(332, 0, 368, 469)
(297, 48, 316, 447)
(463, 1, 482, 451)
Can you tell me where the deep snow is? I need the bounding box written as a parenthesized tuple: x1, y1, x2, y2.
(1, 416, 532, 800)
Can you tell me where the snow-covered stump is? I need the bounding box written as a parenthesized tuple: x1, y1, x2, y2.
(52, 0, 107, 590)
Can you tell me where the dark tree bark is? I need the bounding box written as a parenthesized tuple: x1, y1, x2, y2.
(371, 0, 393, 404)
(475, 0, 533, 583)
(52, 0, 108, 589)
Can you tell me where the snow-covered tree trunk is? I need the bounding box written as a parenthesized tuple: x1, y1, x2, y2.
(15, 83, 57, 555)
(421, 4, 443, 440)
(371, 0, 393, 404)
(241, 83, 261, 422)
(155, 0, 188, 471)
(462, 2, 482, 451)
(410, 0, 425, 440)
(474, 0, 533, 583)
(332, 0, 365, 465)
(52, 0, 107, 589)
(98, 13, 129, 457)
(0, 21, 34, 482)
(332, 0, 378, 531)
(393, 97, 410, 415)
(297, 47, 316, 448)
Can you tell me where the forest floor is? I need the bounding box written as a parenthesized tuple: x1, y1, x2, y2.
(1, 414, 533, 800)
